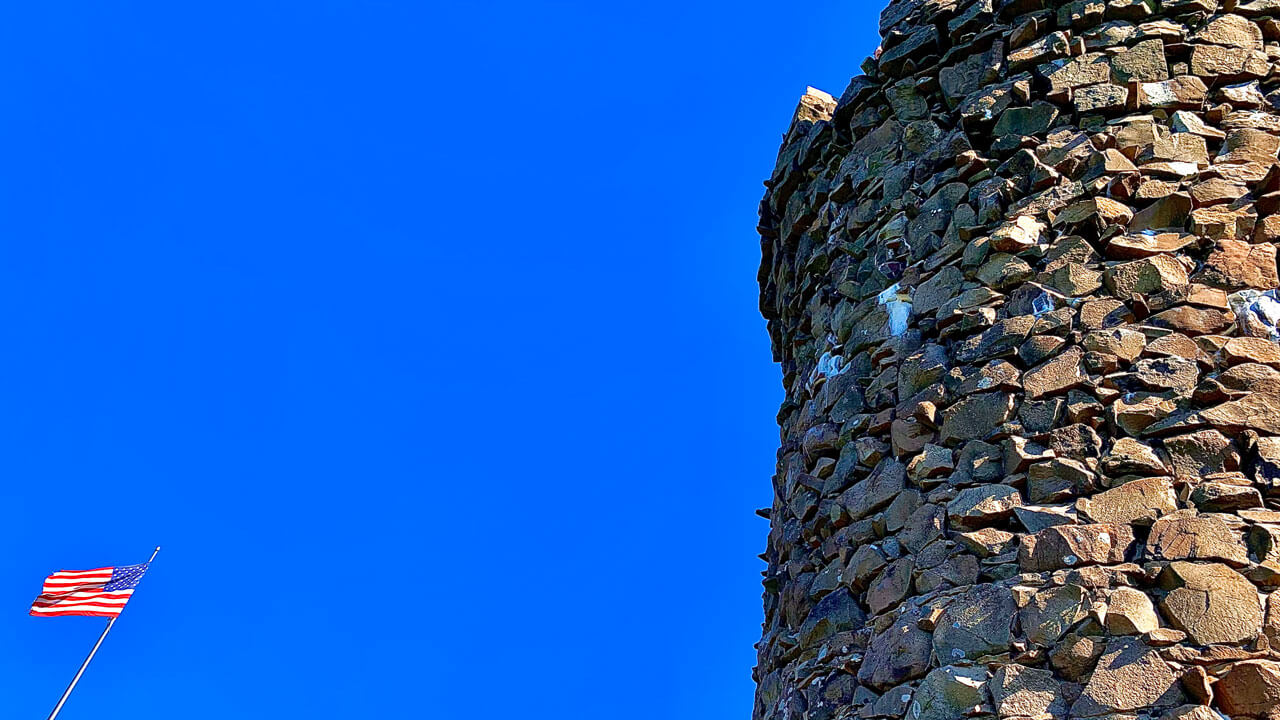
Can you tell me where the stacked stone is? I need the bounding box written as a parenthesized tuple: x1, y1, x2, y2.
(754, 1, 1280, 719)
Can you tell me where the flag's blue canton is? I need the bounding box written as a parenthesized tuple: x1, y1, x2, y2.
(104, 563, 149, 592)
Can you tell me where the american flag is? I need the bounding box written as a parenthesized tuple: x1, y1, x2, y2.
(30, 563, 150, 618)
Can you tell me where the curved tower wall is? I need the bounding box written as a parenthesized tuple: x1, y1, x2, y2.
(755, 1, 1280, 718)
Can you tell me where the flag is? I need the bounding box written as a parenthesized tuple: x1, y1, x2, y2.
(30, 563, 150, 618)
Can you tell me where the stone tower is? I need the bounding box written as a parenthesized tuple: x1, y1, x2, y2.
(754, 1, 1280, 718)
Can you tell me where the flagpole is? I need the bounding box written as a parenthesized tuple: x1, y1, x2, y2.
(45, 547, 159, 720)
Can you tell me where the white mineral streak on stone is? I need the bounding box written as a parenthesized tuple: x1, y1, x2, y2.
(877, 283, 911, 336)
(1140, 81, 1176, 107)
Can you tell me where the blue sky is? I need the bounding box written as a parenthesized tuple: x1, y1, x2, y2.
(0, 3, 879, 718)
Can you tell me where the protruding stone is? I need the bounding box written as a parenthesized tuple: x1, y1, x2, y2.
(1216, 660, 1280, 720)
(1163, 430, 1236, 478)
(1100, 438, 1168, 477)
(1224, 336, 1280, 368)
(1106, 232, 1196, 259)
(994, 102, 1060, 139)
(1075, 83, 1129, 113)
(1020, 583, 1089, 645)
(1105, 255, 1189, 299)
(1070, 637, 1184, 716)
(1019, 523, 1136, 572)
(933, 583, 1015, 661)
(911, 665, 988, 720)
(1147, 511, 1250, 566)
(947, 484, 1023, 530)
(1050, 633, 1104, 681)
(1024, 346, 1087, 399)
(1129, 192, 1192, 233)
(1104, 587, 1160, 635)
(866, 558, 914, 615)
(858, 613, 933, 691)
(1078, 476, 1175, 525)
(939, 393, 1016, 444)
(1109, 39, 1169, 83)
(1157, 561, 1263, 645)
(1200, 239, 1279, 290)
(1190, 480, 1262, 512)
(1136, 76, 1208, 109)
(989, 665, 1067, 719)
(1203, 393, 1280, 434)
(799, 588, 868, 647)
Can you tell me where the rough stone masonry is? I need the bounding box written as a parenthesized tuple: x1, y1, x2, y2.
(753, 1, 1280, 719)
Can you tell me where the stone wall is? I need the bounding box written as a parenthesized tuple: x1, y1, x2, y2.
(753, 1, 1280, 718)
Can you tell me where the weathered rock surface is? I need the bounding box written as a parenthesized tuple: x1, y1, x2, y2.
(1021, 584, 1087, 648)
(911, 665, 988, 720)
(1070, 637, 1184, 717)
(1077, 476, 1175, 525)
(1157, 561, 1263, 645)
(857, 613, 932, 691)
(947, 484, 1022, 530)
(1217, 660, 1280, 719)
(1146, 511, 1250, 566)
(1018, 523, 1135, 572)
(933, 583, 1015, 661)
(1104, 586, 1160, 635)
(989, 665, 1066, 719)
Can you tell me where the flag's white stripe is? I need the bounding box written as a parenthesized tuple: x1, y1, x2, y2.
(34, 591, 131, 602)
(46, 569, 113, 579)
(44, 578, 111, 587)
(43, 580, 112, 587)
(36, 590, 133, 603)
(43, 583, 108, 594)
(44, 575, 112, 585)
(43, 580, 109, 588)
(36, 591, 131, 602)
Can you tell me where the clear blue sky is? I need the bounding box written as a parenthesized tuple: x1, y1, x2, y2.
(0, 3, 880, 718)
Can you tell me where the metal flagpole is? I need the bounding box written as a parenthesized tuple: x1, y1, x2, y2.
(46, 547, 159, 720)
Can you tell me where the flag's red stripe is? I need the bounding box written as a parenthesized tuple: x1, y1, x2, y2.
(31, 594, 129, 604)
(30, 609, 123, 618)
(30, 594, 130, 604)
(33, 590, 131, 600)
(31, 589, 130, 599)
(34, 590, 131, 598)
